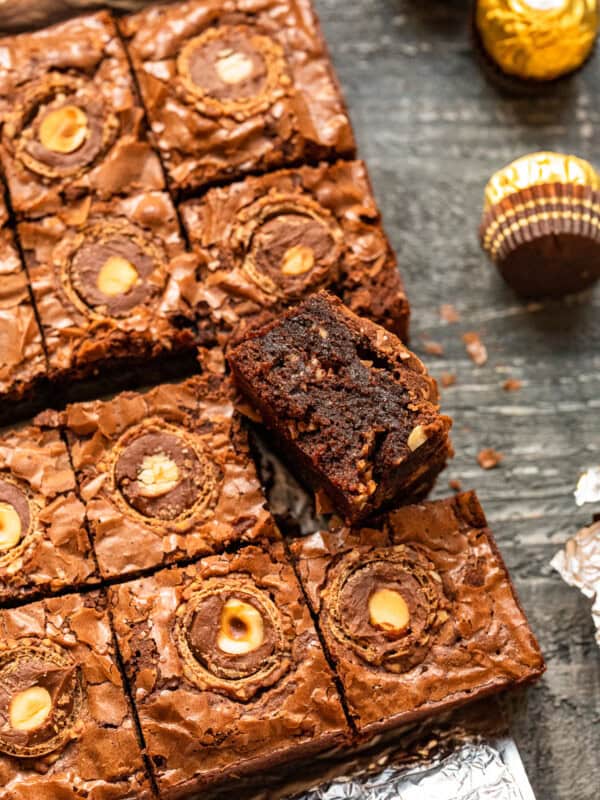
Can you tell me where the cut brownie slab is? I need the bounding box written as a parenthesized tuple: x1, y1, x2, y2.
(0, 591, 152, 799)
(180, 160, 410, 345)
(290, 491, 546, 736)
(0, 421, 97, 604)
(119, 0, 355, 194)
(18, 191, 212, 390)
(63, 375, 275, 580)
(0, 12, 164, 219)
(109, 542, 349, 799)
(228, 292, 452, 523)
(0, 193, 47, 419)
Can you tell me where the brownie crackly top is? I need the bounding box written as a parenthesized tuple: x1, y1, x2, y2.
(0, 11, 163, 218)
(291, 492, 546, 733)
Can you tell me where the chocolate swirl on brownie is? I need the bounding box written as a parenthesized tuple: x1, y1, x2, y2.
(10, 73, 118, 180)
(0, 476, 36, 570)
(177, 25, 289, 118)
(235, 196, 344, 299)
(175, 577, 291, 701)
(323, 546, 449, 673)
(112, 419, 218, 524)
(61, 220, 165, 319)
(0, 639, 83, 758)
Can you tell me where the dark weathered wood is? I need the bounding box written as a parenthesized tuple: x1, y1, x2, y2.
(314, 1, 600, 798)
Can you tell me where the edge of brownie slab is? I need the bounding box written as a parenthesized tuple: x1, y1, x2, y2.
(228, 291, 452, 523)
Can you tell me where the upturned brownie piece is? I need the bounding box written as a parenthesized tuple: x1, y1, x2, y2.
(180, 160, 410, 344)
(290, 491, 546, 736)
(0, 421, 97, 604)
(109, 542, 349, 799)
(0, 591, 152, 798)
(228, 292, 452, 523)
(119, 0, 355, 194)
(63, 375, 275, 580)
(18, 191, 212, 390)
(0, 193, 47, 419)
(0, 12, 164, 219)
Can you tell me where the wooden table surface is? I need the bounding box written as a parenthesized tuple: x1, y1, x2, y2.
(314, 1, 600, 798)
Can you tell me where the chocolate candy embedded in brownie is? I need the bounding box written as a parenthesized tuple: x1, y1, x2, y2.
(119, 0, 355, 194)
(291, 491, 546, 736)
(0, 592, 152, 798)
(0, 12, 164, 219)
(0, 421, 97, 603)
(62, 375, 276, 580)
(180, 160, 410, 344)
(109, 542, 349, 798)
(0, 194, 47, 418)
(228, 291, 452, 523)
(18, 192, 213, 389)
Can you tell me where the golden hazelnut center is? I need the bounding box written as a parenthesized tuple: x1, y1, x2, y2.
(97, 256, 139, 297)
(368, 588, 410, 635)
(38, 105, 89, 155)
(217, 598, 264, 655)
(0, 501, 22, 552)
(215, 49, 255, 84)
(407, 425, 428, 452)
(280, 245, 315, 276)
(9, 686, 52, 732)
(136, 453, 180, 499)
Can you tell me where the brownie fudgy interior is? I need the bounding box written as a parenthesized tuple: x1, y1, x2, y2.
(229, 291, 452, 522)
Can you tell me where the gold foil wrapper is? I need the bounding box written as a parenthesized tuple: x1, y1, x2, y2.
(476, 0, 599, 81)
(484, 151, 599, 209)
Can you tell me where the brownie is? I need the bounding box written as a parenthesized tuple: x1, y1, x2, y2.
(63, 374, 275, 580)
(0, 195, 47, 417)
(228, 292, 452, 524)
(0, 591, 152, 799)
(180, 160, 410, 345)
(119, 0, 355, 194)
(0, 422, 97, 604)
(18, 191, 212, 389)
(0, 12, 164, 219)
(109, 542, 349, 799)
(290, 491, 546, 736)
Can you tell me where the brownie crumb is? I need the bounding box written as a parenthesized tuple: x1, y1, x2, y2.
(423, 339, 445, 356)
(477, 449, 503, 470)
(440, 304, 461, 323)
(503, 378, 523, 392)
(440, 372, 457, 388)
(463, 332, 488, 366)
(449, 478, 463, 492)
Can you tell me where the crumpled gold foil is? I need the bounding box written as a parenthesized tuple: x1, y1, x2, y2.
(483, 151, 600, 208)
(476, 0, 599, 81)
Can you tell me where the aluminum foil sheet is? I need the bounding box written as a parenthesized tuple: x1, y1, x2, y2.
(551, 519, 600, 646)
(295, 740, 535, 800)
(574, 466, 600, 507)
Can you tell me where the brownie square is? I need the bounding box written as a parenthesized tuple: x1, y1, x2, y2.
(180, 160, 410, 345)
(290, 492, 546, 736)
(63, 375, 275, 580)
(228, 292, 452, 524)
(0, 422, 97, 604)
(18, 191, 211, 388)
(120, 0, 355, 194)
(0, 197, 47, 416)
(109, 542, 349, 798)
(0, 12, 164, 219)
(0, 591, 152, 799)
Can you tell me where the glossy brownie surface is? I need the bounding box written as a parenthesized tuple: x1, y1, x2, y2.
(18, 192, 211, 384)
(63, 375, 275, 579)
(0, 591, 151, 799)
(291, 492, 546, 734)
(0, 422, 97, 603)
(229, 292, 452, 523)
(120, 0, 355, 193)
(109, 542, 349, 798)
(0, 11, 164, 219)
(180, 160, 409, 345)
